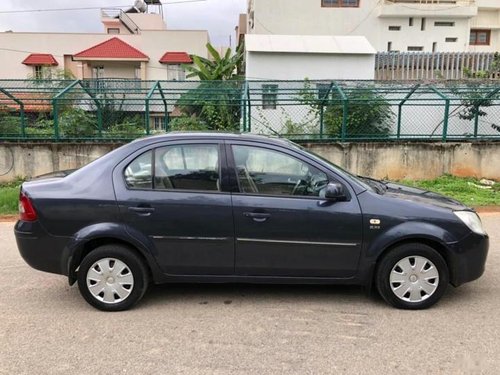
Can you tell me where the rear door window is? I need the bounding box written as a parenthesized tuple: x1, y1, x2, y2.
(154, 144, 220, 191)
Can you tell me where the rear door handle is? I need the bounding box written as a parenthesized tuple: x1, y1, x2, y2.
(128, 206, 155, 216)
(243, 212, 271, 222)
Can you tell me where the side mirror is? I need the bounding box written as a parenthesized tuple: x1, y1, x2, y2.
(324, 182, 347, 201)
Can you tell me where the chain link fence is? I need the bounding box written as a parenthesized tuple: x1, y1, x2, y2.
(0, 79, 499, 142)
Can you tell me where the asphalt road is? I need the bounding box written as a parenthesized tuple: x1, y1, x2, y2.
(1, 214, 499, 375)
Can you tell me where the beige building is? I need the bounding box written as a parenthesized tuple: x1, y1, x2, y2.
(0, 1, 209, 80)
(240, 0, 500, 53)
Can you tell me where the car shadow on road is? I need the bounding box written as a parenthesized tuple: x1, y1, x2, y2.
(138, 282, 384, 309)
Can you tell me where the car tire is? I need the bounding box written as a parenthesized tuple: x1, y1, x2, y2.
(376, 243, 449, 310)
(77, 245, 149, 311)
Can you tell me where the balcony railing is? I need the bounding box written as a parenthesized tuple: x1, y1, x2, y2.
(380, 0, 477, 17)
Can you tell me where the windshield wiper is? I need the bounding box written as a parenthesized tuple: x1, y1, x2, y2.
(358, 176, 388, 194)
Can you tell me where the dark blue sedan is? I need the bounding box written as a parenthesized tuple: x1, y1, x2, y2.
(15, 133, 489, 311)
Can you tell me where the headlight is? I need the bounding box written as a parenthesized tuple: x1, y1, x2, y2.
(454, 211, 487, 235)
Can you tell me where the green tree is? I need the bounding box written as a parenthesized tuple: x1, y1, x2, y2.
(183, 43, 244, 81)
(174, 43, 244, 131)
(301, 81, 393, 139)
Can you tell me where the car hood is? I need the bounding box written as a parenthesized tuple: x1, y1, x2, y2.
(384, 182, 469, 211)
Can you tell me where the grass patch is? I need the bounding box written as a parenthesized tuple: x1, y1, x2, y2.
(399, 175, 499, 206)
(0, 178, 23, 215)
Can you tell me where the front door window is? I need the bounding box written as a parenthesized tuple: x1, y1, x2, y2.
(232, 145, 329, 197)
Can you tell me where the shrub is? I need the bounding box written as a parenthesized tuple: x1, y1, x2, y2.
(0, 114, 21, 136)
(301, 81, 393, 139)
(59, 108, 97, 138)
(107, 115, 145, 138)
(168, 116, 209, 131)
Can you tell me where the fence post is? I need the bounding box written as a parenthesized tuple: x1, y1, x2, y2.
(473, 106, 479, 138)
(430, 86, 450, 142)
(397, 84, 420, 140)
(156, 82, 169, 132)
(20, 106, 26, 139)
(332, 82, 348, 141)
(241, 81, 247, 132)
(246, 83, 251, 133)
(319, 82, 334, 140)
(53, 100, 59, 141)
(145, 98, 150, 135)
(52, 80, 81, 141)
(145, 81, 159, 135)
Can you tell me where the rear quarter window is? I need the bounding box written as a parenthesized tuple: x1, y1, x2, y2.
(124, 151, 153, 189)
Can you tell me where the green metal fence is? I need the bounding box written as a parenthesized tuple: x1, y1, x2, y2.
(0, 79, 499, 142)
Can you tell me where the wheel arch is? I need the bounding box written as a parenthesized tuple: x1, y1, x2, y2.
(64, 223, 161, 285)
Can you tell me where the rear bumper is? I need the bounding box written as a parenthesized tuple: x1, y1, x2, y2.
(15, 221, 70, 276)
(447, 231, 489, 287)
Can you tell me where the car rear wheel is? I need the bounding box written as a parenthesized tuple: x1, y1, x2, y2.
(376, 243, 449, 310)
(77, 245, 149, 311)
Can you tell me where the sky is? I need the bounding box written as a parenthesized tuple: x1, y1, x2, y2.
(0, 0, 246, 47)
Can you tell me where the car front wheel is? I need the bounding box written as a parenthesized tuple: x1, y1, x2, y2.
(77, 245, 149, 311)
(376, 243, 449, 310)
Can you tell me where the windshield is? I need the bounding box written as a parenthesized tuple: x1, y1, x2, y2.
(285, 140, 373, 192)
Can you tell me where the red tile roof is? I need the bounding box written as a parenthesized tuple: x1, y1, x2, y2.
(22, 54, 58, 66)
(73, 37, 149, 60)
(0, 92, 52, 112)
(159, 52, 193, 64)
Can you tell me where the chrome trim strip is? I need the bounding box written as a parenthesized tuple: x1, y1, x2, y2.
(236, 238, 358, 247)
(151, 236, 229, 241)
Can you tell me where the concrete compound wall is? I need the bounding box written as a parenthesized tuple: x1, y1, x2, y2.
(0, 142, 499, 183)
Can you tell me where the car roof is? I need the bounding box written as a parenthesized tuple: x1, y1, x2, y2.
(131, 132, 295, 148)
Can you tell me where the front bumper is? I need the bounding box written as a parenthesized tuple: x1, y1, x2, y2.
(15, 220, 71, 276)
(447, 231, 489, 287)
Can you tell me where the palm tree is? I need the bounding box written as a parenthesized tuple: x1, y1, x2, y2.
(183, 43, 243, 81)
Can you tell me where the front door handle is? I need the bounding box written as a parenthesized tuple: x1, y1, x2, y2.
(128, 206, 155, 216)
(243, 212, 271, 222)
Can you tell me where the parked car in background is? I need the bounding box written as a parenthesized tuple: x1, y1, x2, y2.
(15, 133, 489, 311)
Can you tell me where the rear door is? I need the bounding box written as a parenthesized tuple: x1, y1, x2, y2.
(113, 140, 234, 276)
(228, 142, 363, 278)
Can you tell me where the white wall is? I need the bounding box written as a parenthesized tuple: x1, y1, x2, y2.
(246, 52, 375, 80)
(249, 0, 500, 52)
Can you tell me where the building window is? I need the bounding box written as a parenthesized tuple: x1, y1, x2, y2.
(152, 116, 165, 131)
(408, 46, 424, 51)
(445, 37, 457, 43)
(262, 84, 278, 110)
(432, 42, 437, 52)
(421, 18, 426, 31)
(388, 26, 401, 31)
(470, 29, 491, 46)
(167, 65, 186, 81)
(92, 66, 104, 79)
(321, 0, 360, 8)
(409, 17, 414, 27)
(435, 21, 455, 27)
(387, 41, 392, 52)
(317, 83, 332, 100)
(107, 28, 120, 34)
(34, 66, 43, 80)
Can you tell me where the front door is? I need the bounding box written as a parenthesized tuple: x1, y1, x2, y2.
(113, 141, 234, 276)
(229, 143, 363, 278)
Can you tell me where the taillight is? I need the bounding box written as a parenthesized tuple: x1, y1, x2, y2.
(19, 191, 37, 222)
